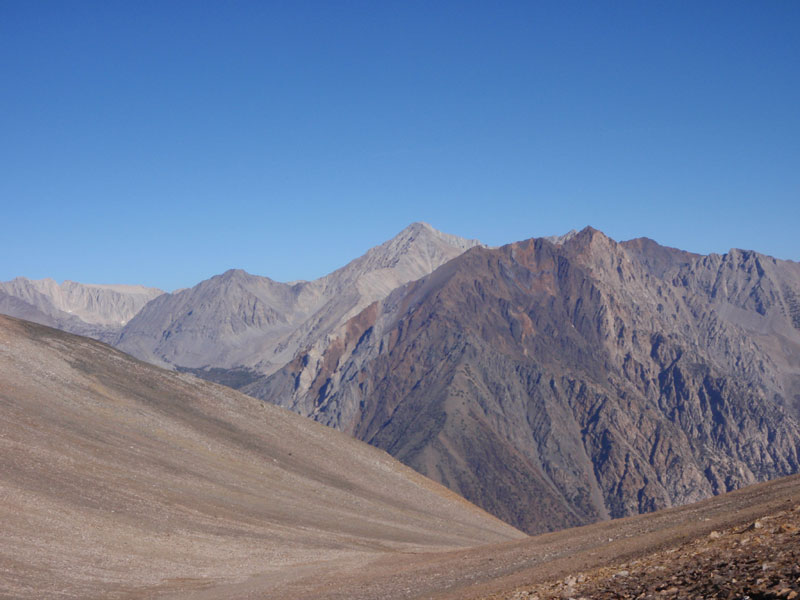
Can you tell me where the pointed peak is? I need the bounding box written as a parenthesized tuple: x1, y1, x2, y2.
(407, 221, 435, 232)
(212, 268, 251, 283)
(553, 227, 622, 260)
(395, 221, 438, 239)
(391, 222, 483, 251)
(578, 225, 603, 237)
(542, 229, 580, 245)
(560, 226, 613, 247)
(326, 222, 483, 289)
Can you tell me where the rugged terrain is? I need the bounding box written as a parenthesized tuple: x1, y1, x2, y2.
(254, 227, 800, 533)
(114, 222, 482, 377)
(493, 493, 800, 600)
(0, 314, 520, 599)
(2, 314, 800, 600)
(0, 277, 163, 343)
(4, 224, 799, 539)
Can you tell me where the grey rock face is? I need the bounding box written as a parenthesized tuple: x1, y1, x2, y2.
(251, 228, 800, 534)
(0, 278, 164, 343)
(115, 222, 483, 375)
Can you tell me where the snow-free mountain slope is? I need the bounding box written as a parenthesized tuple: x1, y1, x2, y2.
(115, 222, 482, 376)
(6, 223, 799, 538)
(0, 314, 521, 599)
(252, 228, 800, 534)
(0, 277, 163, 342)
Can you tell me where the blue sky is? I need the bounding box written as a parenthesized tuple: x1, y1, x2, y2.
(2, 1, 798, 291)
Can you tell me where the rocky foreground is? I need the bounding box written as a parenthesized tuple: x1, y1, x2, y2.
(501, 504, 800, 600)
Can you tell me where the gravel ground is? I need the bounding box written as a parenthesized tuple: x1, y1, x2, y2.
(499, 505, 800, 600)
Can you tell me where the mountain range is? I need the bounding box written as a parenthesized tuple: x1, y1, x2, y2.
(113, 222, 482, 382)
(2, 222, 799, 535)
(250, 227, 800, 533)
(0, 277, 163, 343)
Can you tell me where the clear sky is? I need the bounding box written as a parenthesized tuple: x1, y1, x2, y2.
(2, 1, 798, 291)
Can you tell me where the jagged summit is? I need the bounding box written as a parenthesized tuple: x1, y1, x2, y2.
(318, 222, 483, 298)
(114, 222, 483, 375)
(402, 221, 484, 250)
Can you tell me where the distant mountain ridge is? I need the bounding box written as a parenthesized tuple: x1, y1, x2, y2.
(0, 277, 163, 343)
(114, 222, 483, 377)
(0, 223, 482, 368)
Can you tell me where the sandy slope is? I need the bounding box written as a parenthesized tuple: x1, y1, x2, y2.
(0, 315, 520, 599)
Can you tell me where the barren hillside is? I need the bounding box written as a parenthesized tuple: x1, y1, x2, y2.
(0, 315, 520, 599)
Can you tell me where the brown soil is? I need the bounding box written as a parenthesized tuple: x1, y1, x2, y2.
(167, 474, 800, 599)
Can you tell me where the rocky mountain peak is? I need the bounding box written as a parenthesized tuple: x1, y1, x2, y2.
(566, 225, 614, 250)
(216, 268, 250, 280)
(402, 221, 483, 250)
(113, 222, 483, 376)
(336, 222, 483, 278)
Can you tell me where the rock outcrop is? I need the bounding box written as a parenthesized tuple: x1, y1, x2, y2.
(511, 503, 800, 600)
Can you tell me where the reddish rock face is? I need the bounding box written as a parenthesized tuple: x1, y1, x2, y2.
(253, 228, 800, 534)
